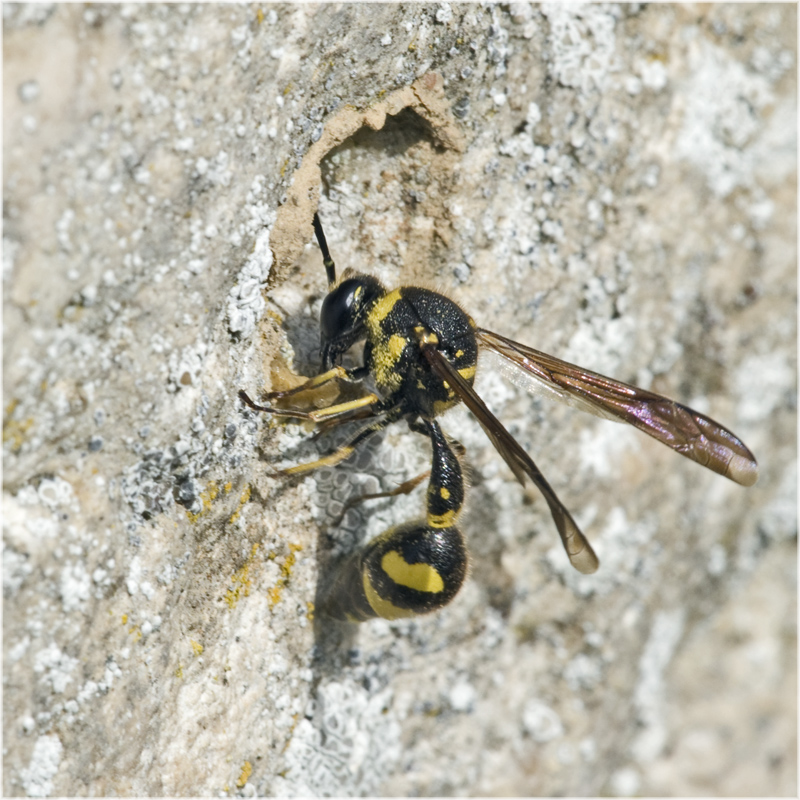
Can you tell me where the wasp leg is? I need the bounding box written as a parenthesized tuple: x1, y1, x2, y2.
(241, 364, 369, 408)
(326, 470, 432, 529)
(318, 419, 468, 622)
(310, 404, 383, 440)
(239, 389, 381, 424)
(280, 411, 396, 476)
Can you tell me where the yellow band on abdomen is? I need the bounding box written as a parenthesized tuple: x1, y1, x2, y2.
(427, 509, 457, 529)
(380, 550, 445, 594)
(363, 571, 416, 619)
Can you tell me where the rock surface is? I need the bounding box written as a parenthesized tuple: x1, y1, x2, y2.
(4, 4, 796, 796)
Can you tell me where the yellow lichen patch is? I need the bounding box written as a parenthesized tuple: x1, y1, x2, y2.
(175, 664, 184, 679)
(256, 8, 264, 23)
(237, 761, 253, 788)
(223, 482, 232, 493)
(267, 543, 303, 608)
(224, 543, 259, 610)
(128, 626, 142, 642)
(190, 639, 204, 656)
(228, 485, 251, 525)
(3, 415, 34, 451)
(306, 601, 315, 621)
(282, 543, 303, 579)
(121, 614, 128, 625)
(267, 584, 283, 606)
(266, 308, 284, 325)
(186, 480, 220, 523)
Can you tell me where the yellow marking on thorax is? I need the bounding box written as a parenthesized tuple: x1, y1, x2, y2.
(368, 288, 402, 329)
(381, 550, 445, 593)
(365, 290, 405, 392)
(387, 333, 406, 360)
(415, 326, 438, 346)
(433, 398, 459, 416)
(458, 364, 476, 381)
(371, 333, 406, 392)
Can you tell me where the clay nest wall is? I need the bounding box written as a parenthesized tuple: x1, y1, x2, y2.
(3, 4, 796, 797)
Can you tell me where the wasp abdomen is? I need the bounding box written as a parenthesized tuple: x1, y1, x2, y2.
(319, 521, 468, 622)
(319, 420, 467, 621)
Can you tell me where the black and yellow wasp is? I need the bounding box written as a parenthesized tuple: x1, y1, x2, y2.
(240, 212, 758, 622)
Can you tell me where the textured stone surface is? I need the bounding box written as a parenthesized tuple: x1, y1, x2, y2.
(3, 4, 796, 796)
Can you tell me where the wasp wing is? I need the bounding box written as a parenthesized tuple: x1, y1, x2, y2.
(420, 342, 599, 574)
(477, 329, 758, 487)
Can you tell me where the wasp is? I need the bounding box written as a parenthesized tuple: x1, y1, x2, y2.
(240, 213, 758, 622)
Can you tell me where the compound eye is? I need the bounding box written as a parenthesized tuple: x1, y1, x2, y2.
(320, 279, 361, 340)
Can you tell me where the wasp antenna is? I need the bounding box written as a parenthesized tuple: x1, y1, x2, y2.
(312, 212, 337, 288)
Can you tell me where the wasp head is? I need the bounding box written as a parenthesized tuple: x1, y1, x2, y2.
(320, 271, 384, 369)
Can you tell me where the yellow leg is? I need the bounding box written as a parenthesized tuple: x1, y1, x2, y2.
(280, 414, 394, 477)
(240, 366, 350, 409)
(310, 405, 383, 439)
(239, 389, 380, 423)
(310, 394, 380, 422)
(282, 446, 359, 475)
